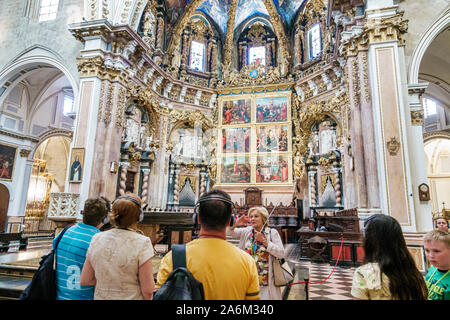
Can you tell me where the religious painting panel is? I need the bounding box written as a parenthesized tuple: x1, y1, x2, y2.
(0, 143, 17, 181)
(221, 99, 252, 125)
(220, 156, 251, 184)
(69, 148, 85, 183)
(256, 125, 289, 153)
(255, 96, 288, 123)
(256, 154, 290, 184)
(221, 127, 251, 153)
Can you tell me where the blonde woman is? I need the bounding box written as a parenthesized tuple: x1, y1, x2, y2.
(81, 194, 155, 300)
(227, 206, 285, 300)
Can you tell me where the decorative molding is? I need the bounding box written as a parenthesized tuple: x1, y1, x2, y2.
(386, 137, 400, 156)
(410, 110, 424, 126)
(19, 149, 32, 158)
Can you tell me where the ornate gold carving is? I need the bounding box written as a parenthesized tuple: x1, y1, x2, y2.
(318, 157, 332, 170)
(219, 62, 293, 88)
(98, 81, 106, 123)
(76, 56, 131, 85)
(362, 53, 370, 103)
(223, 0, 238, 73)
(115, 86, 127, 128)
(386, 137, 400, 156)
(351, 58, 360, 106)
(20, 149, 31, 158)
(365, 11, 408, 45)
(261, 0, 291, 76)
(341, 11, 408, 57)
(292, 91, 348, 158)
(247, 23, 267, 45)
(410, 110, 424, 126)
(104, 82, 113, 125)
(165, 0, 205, 66)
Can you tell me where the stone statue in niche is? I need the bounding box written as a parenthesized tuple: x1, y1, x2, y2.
(320, 129, 336, 154)
(142, 11, 156, 46)
(320, 175, 336, 207)
(308, 133, 319, 155)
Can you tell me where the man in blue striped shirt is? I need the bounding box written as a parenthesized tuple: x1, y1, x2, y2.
(53, 197, 110, 300)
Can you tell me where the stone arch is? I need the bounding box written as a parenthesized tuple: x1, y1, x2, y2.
(0, 183, 10, 232)
(0, 46, 79, 113)
(408, 7, 450, 84)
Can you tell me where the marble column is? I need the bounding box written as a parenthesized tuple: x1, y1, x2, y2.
(365, 4, 417, 230)
(118, 162, 129, 196)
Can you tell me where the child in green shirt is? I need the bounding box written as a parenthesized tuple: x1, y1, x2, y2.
(424, 230, 450, 300)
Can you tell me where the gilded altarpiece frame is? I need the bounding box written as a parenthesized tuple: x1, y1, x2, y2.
(217, 91, 293, 186)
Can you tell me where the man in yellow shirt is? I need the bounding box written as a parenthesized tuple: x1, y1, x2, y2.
(156, 189, 260, 300)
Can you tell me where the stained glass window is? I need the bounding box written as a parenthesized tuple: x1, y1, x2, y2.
(308, 24, 322, 60)
(190, 41, 205, 72)
(249, 46, 266, 66)
(39, 0, 59, 22)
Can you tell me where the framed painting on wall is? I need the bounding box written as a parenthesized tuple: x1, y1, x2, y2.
(256, 155, 290, 184)
(0, 143, 18, 181)
(256, 124, 289, 152)
(220, 156, 251, 184)
(69, 148, 85, 183)
(221, 127, 251, 153)
(221, 99, 252, 125)
(255, 96, 288, 123)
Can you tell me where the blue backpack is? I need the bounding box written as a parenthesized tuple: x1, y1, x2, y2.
(19, 225, 72, 300)
(153, 244, 205, 300)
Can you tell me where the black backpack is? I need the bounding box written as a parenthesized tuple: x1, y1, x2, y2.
(153, 244, 205, 300)
(19, 225, 72, 300)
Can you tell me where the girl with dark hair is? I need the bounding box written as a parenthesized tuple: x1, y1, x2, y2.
(351, 214, 428, 300)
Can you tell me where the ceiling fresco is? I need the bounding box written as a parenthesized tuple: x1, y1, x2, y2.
(170, 0, 305, 35)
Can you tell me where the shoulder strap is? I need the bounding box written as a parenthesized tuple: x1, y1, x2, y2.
(54, 224, 72, 251)
(172, 244, 186, 269)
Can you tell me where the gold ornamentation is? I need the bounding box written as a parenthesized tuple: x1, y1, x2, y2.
(261, 0, 291, 76)
(185, 160, 196, 173)
(223, 0, 238, 73)
(410, 110, 424, 126)
(98, 81, 106, 123)
(247, 23, 267, 45)
(20, 149, 31, 158)
(386, 137, 400, 156)
(318, 157, 332, 170)
(351, 58, 360, 106)
(292, 92, 347, 157)
(362, 53, 370, 103)
(115, 86, 127, 128)
(341, 11, 408, 57)
(219, 62, 292, 88)
(165, 0, 205, 66)
(104, 82, 113, 125)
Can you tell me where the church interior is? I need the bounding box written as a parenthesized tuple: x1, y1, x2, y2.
(0, 0, 449, 300)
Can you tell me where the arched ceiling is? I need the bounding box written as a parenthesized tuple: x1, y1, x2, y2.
(166, 0, 305, 34)
(419, 28, 450, 108)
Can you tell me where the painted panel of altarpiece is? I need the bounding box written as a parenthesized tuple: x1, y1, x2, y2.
(222, 127, 251, 153)
(217, 91, 292, 186)
(221, 99, 252, 125)
(220, 156, 251, 184)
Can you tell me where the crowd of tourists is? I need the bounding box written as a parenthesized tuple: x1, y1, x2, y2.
(32, 189, 449, 300)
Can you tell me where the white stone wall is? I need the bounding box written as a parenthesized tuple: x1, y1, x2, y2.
(0, 0, 84, 82)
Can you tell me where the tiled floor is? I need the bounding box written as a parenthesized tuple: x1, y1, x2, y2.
(303, 261, 355, 300)
(284, 244, 356, 300)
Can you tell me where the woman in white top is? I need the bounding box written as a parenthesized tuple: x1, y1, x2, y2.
(227, 206, 285, 300)
(81, 194, 155, 300)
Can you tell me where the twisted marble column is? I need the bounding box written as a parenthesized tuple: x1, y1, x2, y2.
(335, 171, 342, 206)
(119, 162, 129, 196)
(141, 169, 151, 206)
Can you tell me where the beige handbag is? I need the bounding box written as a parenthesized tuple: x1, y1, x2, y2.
(269, 229, 294, 287)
